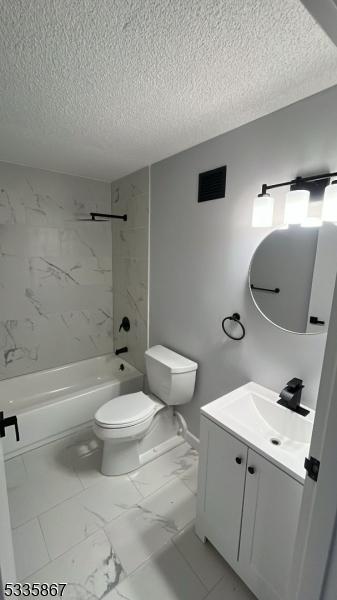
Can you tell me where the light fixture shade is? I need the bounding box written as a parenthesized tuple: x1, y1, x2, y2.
(322, 181, 337, 222)
(301, 217, 322, 228)
(284, 189, 309, 225)
(252, 194, 274, 227)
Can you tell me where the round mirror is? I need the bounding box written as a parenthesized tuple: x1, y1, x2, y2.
(249, 223, 337, 334)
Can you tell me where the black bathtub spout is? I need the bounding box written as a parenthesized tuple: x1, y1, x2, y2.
(115, 346, 128, 356)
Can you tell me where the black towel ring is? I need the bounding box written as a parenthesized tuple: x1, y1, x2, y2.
(222, 313, 246, 341)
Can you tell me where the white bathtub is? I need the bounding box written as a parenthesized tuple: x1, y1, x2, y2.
(1, 355, 143, 458)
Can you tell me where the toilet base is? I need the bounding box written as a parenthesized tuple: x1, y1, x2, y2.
(101, 439, 139, 476)
(95, 407, 184, 476)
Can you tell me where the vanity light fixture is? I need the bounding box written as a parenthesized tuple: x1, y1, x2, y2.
(301, 217, 323, 228)
(252, 187, 274, 228)
(253, 170, 337, 227)
(284, 180, 310, 225)
(322, 180, 337, 222)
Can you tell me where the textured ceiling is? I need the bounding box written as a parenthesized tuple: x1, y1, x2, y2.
(1, 0, 337, 181)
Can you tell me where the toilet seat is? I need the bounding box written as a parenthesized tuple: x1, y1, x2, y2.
(94, 391, 157, 429)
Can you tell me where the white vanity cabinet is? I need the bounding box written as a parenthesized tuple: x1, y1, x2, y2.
(195, 414, 248, 564)
(196, 415, 303, 600)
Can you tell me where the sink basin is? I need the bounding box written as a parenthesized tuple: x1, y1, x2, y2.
(201, 382, 315, 483)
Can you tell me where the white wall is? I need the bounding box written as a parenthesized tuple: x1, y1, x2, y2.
(0, 162, 112, 379)
(150, 85, 337, 437)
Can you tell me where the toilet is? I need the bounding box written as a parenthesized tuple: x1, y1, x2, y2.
(94, 345, 198, 476)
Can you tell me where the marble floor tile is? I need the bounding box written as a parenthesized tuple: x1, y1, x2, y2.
(77, 475, 143, 522)
(21, 438, 87, 491)
(7, 436, 91, 527)
(25, 529, 125, 598)
(129, 442, 198, 498)
(38, 498, 101, 560)
(111, 541, 207, 600)
(70, 445, 105, 488)
(6, 433, 257, 600)
(8, 467, 83, 528)
(106, 476, 196, 575)
(180, 461, 199, 493)
(44, 429, 106, 489)
(39, 476, 143, 559)
(5, 456, 27, 490)
(205, 567, 257, 600)
(172, 522, 225, 591)
(22, 433, 90, 478)
(12, 518, 50, 580)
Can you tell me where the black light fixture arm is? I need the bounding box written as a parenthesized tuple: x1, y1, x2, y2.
(90, 212, 127, 222)
(261, 170, 337, 195)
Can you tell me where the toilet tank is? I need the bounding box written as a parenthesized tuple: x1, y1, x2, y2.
(145, 345, 198, 405)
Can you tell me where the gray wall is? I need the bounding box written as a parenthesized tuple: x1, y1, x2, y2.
(150, 86, 337, 437)
(0, 162, 112, 379)
(111, 168, 149, 372)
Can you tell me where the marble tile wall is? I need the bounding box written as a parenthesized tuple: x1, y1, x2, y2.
(111, 168, 149, 372)
(0, 162, 113, 379)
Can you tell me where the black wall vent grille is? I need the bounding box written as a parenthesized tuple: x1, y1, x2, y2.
(198, 166, 226, 203)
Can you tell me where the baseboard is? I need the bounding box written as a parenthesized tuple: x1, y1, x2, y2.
(140, 435, 185, 467)
(184, 429, 200, 451)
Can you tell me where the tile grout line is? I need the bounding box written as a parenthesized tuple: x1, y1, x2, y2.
(14, 479, 188, 567)
(39, 519, 112, 568)
(14, 517, 52, 582)
(178, 471, 198, 494)
(11, 448, 197, 529)
(112, 538, 209, 599)
(12, 477, 138, 531)
(126, 472, 147, 499)
(126, 443, 197, 498)
(129, 470, 196, 503)
(20, 527, 112, 583)
(171, 531, 210, 597)
(11, 470, 157, 532)
(10, 440, 197, 551)
(102, 495, 199, 583)
(12, 450, 201, 589)
(37, 515, 53, 564)
(202, 573, 227, 598)
(10, 475, 85, 530)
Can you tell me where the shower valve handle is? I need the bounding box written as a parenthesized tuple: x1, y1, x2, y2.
(119, 317, 130, 332)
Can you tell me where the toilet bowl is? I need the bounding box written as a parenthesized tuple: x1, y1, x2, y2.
(94, 392, 163, 475)
(94, 345, 198, 476)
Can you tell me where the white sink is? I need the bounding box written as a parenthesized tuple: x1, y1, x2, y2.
(201, 382, 315, 483)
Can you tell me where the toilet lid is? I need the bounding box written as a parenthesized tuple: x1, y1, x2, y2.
(95, 392, 157, 428)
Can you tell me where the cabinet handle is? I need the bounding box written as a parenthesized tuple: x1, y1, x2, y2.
(248, 466, 255, 475)
(235, 456, 242, 465)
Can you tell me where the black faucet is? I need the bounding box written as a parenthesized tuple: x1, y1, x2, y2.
(277, 378, 309, 416)
(115, 346, 128, 356)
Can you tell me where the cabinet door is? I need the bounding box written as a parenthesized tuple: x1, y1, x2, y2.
(239, 449, 303, 600)
(196, 416, 248, 566)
